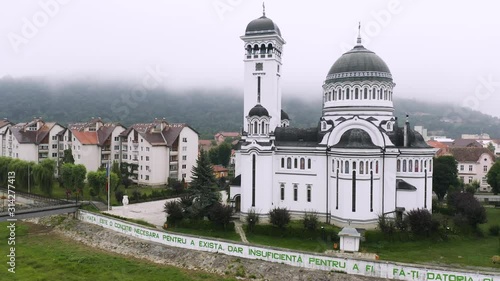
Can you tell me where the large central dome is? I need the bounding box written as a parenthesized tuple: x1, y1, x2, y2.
(325, 44, 392, 83)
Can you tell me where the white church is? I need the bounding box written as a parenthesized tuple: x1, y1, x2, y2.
(231, 11, 435, 228)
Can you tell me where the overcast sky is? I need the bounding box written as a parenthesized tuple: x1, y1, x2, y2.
(1, 0, 499, 117)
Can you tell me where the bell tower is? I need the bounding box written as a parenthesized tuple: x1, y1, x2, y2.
(241, 6, 285, 133)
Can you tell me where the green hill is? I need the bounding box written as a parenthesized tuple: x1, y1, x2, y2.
(0, 77, 498, 139)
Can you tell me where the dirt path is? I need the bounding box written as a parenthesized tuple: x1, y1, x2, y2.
(233, 221, 249, 243)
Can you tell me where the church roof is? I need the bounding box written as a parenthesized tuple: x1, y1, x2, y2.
(281, 109, 289, 120)
(332, 129, 377, 148)
(275, 127, 320, 147)
(245, 15, 281, 36)
(386, 126, 430, 148)
(396, 179, 417, 191)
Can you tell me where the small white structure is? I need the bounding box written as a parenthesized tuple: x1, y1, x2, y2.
(122, 195, 129, 206)
(338, 227, 361, 252)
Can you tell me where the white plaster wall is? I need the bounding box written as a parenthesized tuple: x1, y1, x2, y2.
(178, 127, 198, 182)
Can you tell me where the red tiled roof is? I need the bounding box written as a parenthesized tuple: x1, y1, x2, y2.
(213, 165, 228, 172)
(215, 132, 240, 138)
(71, 131, 98, 145)
(427, 140, 449, 149)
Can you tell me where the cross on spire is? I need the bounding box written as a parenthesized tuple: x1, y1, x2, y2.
(356, 22, 362, 46)
(263, 2, 266, 17)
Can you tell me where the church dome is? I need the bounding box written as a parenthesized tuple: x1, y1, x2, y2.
(333, 129, 377, 148)
(325, 44, 392, 83)
(248, 104, 270, 117)
(245, 16, 281, 36)
(281, 109, 289, 120)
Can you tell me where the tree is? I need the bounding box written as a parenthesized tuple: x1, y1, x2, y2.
(464, 180, 480, 194)
(61, 163, 87, 198)
(33, 159, 56, 196)
(208, 202, 233, 229)
(190, 149, 219, 213)
(269, 207, 291, 229)
(406, 209, 439, 237)
(120, 162, 133, 189)
(217, 142, 232, 167)
(432, 156, 459, 201)
(487, 161, 500, 194)
(449, 192, 487, 230)
(303, 212, 319, 231)
(62, 148, 75, 164)
(487, 142, 496, 154)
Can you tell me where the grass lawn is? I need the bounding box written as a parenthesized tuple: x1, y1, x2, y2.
(361, 208, 500, 268)
(166, 226, 242, 242)
(246, 233, 331, 253)
(0, 222, 237, 281)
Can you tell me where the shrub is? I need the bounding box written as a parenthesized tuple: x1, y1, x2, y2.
(246, 209, 260, 232)
(164, 200, 184, 227)
(377, 215, 396, 235)
(208, 202, 233, 229)
(450, 192, 487, 229)
(131, 189, 141, 202)
(489, 225, 500, 236)
(303, 212, 319, 231)
(406, 209, 439, 237)
(115, 190, 124, 204)
(269, 207, 291, 229)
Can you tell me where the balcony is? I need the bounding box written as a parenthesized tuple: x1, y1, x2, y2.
(101, 147, 111, 154)
(39, 145, 49, 151)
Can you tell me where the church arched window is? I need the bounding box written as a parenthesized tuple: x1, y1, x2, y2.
(300, 158, 305, 170)
(415, 160, 419, 172)
(337, 89, 341, 100)
(355, 88, 359, 99)
(376, 161, 379, 174)
(429, 159, 433, 172)
(364, 88, 368, 99)
(341, 160, 344, 173)
(287, 157, 292, 169)
(403, 160, 407, 172)
(353, 161, 357, 171)
(294, 158, 298, 169)
(397, 159, 401, 172)
(261, 122, 265, 134)
(345, 161, 350, 174)
(308, 159, 312, 169)
(346, 88, 350, 99)
(360, 161, 364, 174)
(409, 160, 413, 172)
(267, 43, 273, 54)
(281, 158, 284, 168)
(253, 121, 258, 134)
(366, 161, 369, 173)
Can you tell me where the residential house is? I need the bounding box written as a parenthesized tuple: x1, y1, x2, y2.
(214, 132, 240, 144)
(0, 119, 13, 157)
(63, 118, 125, 172)
(198, 139, 214, 153)
(6, 118, 65, 167)
(121, 119, 198, 186)
(445, 147, 496, 192)
(212, 165, 228, 179)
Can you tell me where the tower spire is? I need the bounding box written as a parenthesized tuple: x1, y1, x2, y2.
(356, 22, 362, 46)
(262, 2, 266, 17)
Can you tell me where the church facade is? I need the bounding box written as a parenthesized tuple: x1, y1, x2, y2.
(231, 12, 435, 227)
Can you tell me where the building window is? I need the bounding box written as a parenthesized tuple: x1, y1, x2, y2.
(460, 176, 464, 182)
(255, 63, 263, 71)
(293, 184, 298, 201)
(52, 144, 57, 149)
(415, 160, 419, 172)
(140, 165, 143, 170)
(403, 160, 407, 172)
(482, 176, 488, 185)
(397, 159, 401, 172)
(141, 156, 143, 161)
(484, 165, 488, 172)
(409, 160, 413, 172)
(294, 158, 298, 169)
(376, 161, 379, 174)
(182, 146, 187, 151)
(78, 154, 81, 159)
(281, 158, 284, 168)
(141, 139, 143, 143)
(360, 161, 364, 174)
(145, 175, 149, 180)
(52, 136, 57, 141)
(114, 137, 119, 141)
(182, 173, 186, 179)
(114, 145, 119, 150)
(345, 161, 349, 174)
(52, 153, 57, 157)
(468, 176, 473, 183)
(182, 164, 186, 169)
(146, 156, 149, 161)
(300, 158, 305, 170)
(308, 159, 312, 169)
(280, 183, 285, 200)
(307, 185, 311, 202)
(114, 154, 119, 160)
(469, 165, 473, 172)
(182, 155, 187, 161)
(287, 157, 291, 169)
(78, 146, 81, 150)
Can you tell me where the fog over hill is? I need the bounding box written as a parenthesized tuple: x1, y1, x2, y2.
(1, 78, 499, 139)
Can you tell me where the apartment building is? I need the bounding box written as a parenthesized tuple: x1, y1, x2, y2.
(63, 118, 125, 172)
(5, 118, 65, 165)
(0, 119, 13, 157)
(447, 147, 496, 192)
(121, 119, 198, 186)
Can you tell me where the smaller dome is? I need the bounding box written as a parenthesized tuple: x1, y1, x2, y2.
(333, 129, 376, 148)
(248, 104, 269, 117)
(281, 109, 289, 120)
(245, 16, 281, 36)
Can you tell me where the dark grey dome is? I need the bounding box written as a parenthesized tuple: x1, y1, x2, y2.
(281, 109, 289, 120)
(326, 45, 392, 83)
(248, 104, 269, 117)
(333, 129, 377, 148)
(245, 16, 281, 36)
